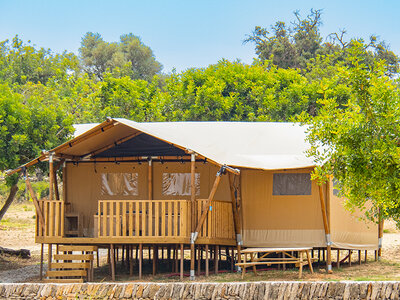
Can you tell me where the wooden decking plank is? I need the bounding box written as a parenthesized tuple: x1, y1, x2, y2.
(47, 270, 87, 277)
(58, 245, 98, 252)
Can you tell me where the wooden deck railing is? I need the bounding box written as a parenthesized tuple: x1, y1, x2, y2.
(97, 200, 190, 239)
(196, 199, 235, 241)
(96, 199, 235, 242)
(37, 200, 64, 237)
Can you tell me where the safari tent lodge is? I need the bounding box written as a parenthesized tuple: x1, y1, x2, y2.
(8, 118, 380, 282)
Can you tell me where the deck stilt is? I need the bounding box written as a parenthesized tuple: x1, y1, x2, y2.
(110, 244, 115, 281)
(130, 245, 134, 277)
(153, 245, 157, 276)
(139, 243, 143, 279)
(180, 243, 184, 280)
(215, 245, 219, 274)
(205, 244, 209, 277)
(40, 244, 44, 281)
(48, 244, 52, 271)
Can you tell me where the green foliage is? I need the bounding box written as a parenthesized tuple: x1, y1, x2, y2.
(160, 60, 320, 121)
(246, 9, 399, 76)
(79, 32, 162, 81)
(300, 41, 400, 225)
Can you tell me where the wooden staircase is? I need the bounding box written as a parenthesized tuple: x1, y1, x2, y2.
(44, 245, 97, 283)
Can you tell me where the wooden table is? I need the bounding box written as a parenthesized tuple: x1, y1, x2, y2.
(236, 247, 314, 279)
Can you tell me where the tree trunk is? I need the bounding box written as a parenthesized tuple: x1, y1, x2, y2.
(0, 183, 19, 221)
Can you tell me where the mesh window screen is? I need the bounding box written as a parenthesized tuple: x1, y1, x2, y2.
(333, 178, 339, 196)
(162, 173, 200, 196)
(273, 173, 311, 195)
(101, 173, 139, 196)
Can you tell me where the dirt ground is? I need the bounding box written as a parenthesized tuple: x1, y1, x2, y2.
(1, 202, 400, 283)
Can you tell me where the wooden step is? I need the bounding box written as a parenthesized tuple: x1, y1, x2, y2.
(50, 262, 91, 269)
(58, 245, 98, 252)
(47, 270, 87, 277)
(53, 254, 94, 261)
(43, 278, 84, 283)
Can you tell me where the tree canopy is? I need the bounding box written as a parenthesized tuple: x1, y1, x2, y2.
(79, 32, 162, 81)
(299, 42, 400, 224)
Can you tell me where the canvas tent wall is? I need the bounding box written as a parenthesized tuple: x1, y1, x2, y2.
(241, 168, 378, 250)
(64, 160, 232, 237)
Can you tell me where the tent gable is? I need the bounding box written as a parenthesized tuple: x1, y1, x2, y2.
(93, 132, 187, 158)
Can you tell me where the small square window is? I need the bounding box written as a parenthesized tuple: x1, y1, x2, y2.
(273, 173, 311, 195)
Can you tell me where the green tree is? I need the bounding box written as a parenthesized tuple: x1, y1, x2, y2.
(0, 36, 80, 85)
(246, 9, 399, 76)
(79, 32, 162, 81)
(0, 83, 74, 220)
(300, 42, 400, 225)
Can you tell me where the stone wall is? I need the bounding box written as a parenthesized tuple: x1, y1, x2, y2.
(0, 281, 399, 299)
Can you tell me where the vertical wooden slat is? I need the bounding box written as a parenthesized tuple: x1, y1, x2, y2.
(103, 202, 107, 237)
(60, 201, 64, 237)
(181, 201, 186, 237)
(207, 201, 212, 238)
(110, 201, 114, 237)
(122, 201, 127, 237)
(168, 201, 172, 236)
(116, 202, 121, 237)
(49, 201, 54, 237)
(135, 202, 139, 236)
(142, 202, 146, 236)
(149, 201, 153, 236)
(161, 201, 166, 236)
(174, 201, 178, 236)
(155, 202, 159, 236)
(44, 201, 49, 236)
(55, 202, 60, 236)
(129, 202, 133, 237)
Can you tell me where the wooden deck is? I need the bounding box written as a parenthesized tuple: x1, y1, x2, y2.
(36, 199, 236, 246)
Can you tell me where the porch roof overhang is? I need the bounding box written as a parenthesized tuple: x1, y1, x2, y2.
(7, 118, 316, 176)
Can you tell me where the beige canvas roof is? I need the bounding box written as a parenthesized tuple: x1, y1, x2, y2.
(9, 118, 316, 174)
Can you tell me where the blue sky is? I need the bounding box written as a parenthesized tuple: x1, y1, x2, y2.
(0, 0, 399, 73)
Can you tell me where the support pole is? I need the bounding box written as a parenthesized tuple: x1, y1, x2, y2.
(214, 245, 219, 274)
(378, 210, 384, 260)
(205, 244, 209, 277)
(152, 245, 157, 276)
(180, 244, 184, 280)
(139, 243, 143, 279)
(49, 153, 54, 201)
(228, 173, 242, 272)
(48, 244, 52, 273)
(110, 244, 115, 281)
(25, 174, 45, 230)
(148, 158, 153, 200)
(318, 184, 332, 273)
(190, 153, 196, 280)
(40, 244, 44, 280)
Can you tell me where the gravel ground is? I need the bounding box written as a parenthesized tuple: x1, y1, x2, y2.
(0, 264, 47, 283)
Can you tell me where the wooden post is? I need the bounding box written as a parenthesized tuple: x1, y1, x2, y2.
(190, 153, 196, 280)
(48, 244, 52, 272)
(337, 249, 340, 268)
(153, 245, 157, 276)
(49, 153, 54, 201)
(40, 244, 44, 280)
(228, 173, 242, 272)
(358, 250, 361, 265)
(110, 244, 115, 281)
(25, 177, 45, 230)
(349, 250, 352, 266)
(139, 243, 143, 279)
(214, 245, 219, 274)
(148, 158, 153, 200)
(318, 184, 332, 273)
(378, 212, 384, 260)
(180, 243, 184, 281)
(129, 245, 133, 277)
(365, 250, 368, 263)
(205, 244, 209, 277)
(197, 246, 201, 276)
